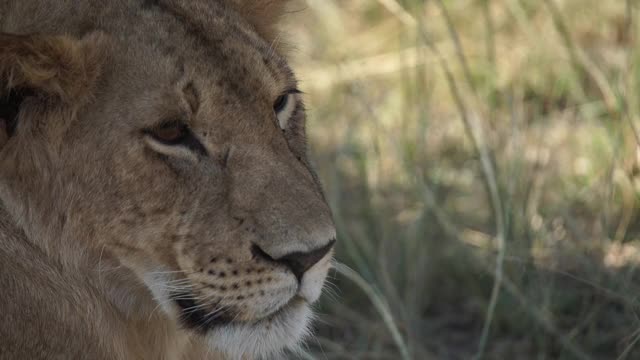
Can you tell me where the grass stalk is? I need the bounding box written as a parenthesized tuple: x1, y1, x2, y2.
(334, 262, 414, 360)
(415, 26, 507, 360)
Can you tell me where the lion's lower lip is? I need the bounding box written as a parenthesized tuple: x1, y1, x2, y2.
(173, 294, 233, 333)
(258, 296, 306, 322)
(172, 293, 304, 332)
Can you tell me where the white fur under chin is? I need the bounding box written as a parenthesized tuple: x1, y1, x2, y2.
(207, 302, 313, 360)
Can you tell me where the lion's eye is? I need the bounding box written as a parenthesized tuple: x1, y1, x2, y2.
(273, 94, 288, 113)
(143, 120, 208, 159)
(148, 121, 189, 145)
(273, 92, 299, 130)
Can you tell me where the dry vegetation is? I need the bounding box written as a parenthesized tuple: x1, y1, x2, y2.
(283, 0, 640, 359)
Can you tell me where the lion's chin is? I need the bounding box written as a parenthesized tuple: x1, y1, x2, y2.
(205, 298, 313, 359)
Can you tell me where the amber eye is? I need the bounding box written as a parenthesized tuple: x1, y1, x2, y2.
(147, 121, 189, 145)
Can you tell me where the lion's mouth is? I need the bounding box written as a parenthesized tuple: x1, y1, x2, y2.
(172, 292, 303, 333)
(172, 294, 234, 332)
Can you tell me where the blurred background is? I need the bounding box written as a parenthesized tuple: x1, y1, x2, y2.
(282, 1, 639, 359)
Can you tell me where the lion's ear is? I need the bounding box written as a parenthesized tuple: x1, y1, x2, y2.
(229, 0, 291, 41)
(0, 32, 106, 146)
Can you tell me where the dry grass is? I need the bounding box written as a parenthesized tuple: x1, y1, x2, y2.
(283, 0, 640, 359)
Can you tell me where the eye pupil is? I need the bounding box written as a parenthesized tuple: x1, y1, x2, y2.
(273, 94, 288, 113)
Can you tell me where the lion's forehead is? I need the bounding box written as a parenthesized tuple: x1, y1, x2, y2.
(116, 1, 293, 98)
(6, 0, 293, 99)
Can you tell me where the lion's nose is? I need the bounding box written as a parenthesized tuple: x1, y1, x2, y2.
(251, 239, 335, 281)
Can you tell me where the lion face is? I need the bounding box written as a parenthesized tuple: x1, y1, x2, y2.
(0, 0, 335, 357)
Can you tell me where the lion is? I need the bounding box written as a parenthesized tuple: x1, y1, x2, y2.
(0, 1, 336, 359)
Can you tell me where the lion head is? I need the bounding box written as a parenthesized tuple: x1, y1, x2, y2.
(0, 0, 335, 357)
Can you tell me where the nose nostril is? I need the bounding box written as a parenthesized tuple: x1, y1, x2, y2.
(250, 240, 336, 281)
(251, 244, 276, 262)
(277, 239, 336, 281)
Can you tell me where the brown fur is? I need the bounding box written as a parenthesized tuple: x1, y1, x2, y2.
(0, 33, 105, 103)
(0, 1, 335, 359)
(229, 0, 289, 41)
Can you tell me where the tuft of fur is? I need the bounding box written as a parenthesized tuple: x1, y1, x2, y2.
(0, 33, 106, 105)
(207, 302, 313, 360)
